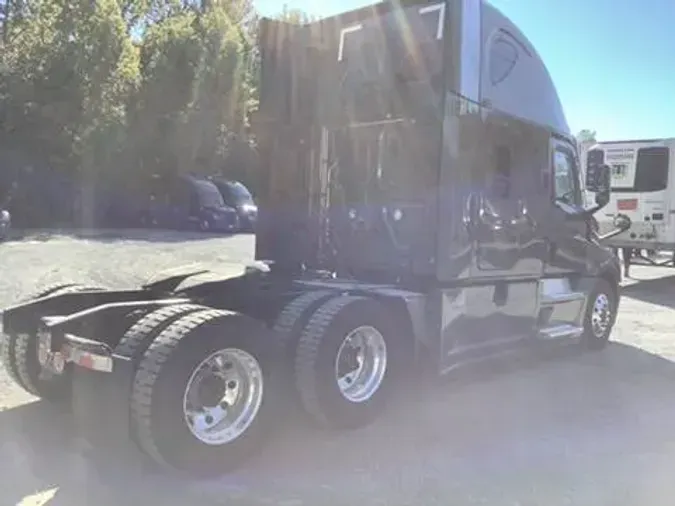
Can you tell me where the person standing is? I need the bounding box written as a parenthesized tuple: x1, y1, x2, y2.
(621, 247, 633, 278)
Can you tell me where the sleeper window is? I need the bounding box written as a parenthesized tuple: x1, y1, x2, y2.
(489, 33, 519, 85)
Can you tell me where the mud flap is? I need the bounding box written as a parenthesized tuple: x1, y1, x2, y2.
(70, 354, 144, 463)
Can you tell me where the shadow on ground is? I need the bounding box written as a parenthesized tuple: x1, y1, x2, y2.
(6, 228, 251, 245)
(3, 342, 675, 506)
(621, 273, 675, 310)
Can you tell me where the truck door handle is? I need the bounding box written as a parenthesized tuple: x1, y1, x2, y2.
(463, 193, 478, 229)
(478, 207, 505, 230)
(509, 200, 535, 229)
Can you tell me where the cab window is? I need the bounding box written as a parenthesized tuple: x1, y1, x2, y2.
(553, 148, 580, 205)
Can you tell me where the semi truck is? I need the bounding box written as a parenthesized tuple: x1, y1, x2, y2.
(588, 138, 675, 266)
(0, 0, 629, 477)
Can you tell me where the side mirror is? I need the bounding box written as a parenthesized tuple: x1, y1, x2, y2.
(585, 163, 611, 212)
(614, 213, 631, 232)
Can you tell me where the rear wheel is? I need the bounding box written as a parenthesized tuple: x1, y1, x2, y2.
(115, 303, 209, 363)
(294, 295, 401, 430)
(130, 309, 282, 476)
(2, 283, 79, 388)
(272, 291, 337, 372)
(3, 284, 106, 401)
(581, 278, 617, 350)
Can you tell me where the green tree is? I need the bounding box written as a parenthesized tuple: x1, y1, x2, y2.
(126, 1, 252, 183)
(1, 0, 138, 174)
(0, 0, 139, 224)
(576, 129, 597, 144)
(0, 0, 313, 225)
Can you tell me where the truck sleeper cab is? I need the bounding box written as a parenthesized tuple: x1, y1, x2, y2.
(1, 0, 622, 478)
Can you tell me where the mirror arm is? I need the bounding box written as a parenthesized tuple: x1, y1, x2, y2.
(583, 203, 603, 216)
(598, 224, 628, 242)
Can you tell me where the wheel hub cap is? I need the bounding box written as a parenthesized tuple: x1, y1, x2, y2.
(591, 293, 612, 338)
(334, 325, 387, 403)
(183, 348, 263, 446)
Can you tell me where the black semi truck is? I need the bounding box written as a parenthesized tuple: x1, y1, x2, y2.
(1, 0, 629, 477)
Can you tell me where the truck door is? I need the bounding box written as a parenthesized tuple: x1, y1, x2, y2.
(469, 122, 546, 280)
(453, 119, 548, 351)
(543, 138, 588, 275)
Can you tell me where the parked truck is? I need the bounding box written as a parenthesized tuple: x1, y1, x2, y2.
(0, 0, 629, 477)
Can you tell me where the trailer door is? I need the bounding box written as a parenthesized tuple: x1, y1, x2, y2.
(598, 143, 672, 247)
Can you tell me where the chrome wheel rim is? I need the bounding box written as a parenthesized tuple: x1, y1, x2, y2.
(591, 293, 612, 338)
(334, 325, 388, 403)
(182, 348, 263, 446)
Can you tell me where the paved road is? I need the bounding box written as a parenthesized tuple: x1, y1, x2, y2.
(2, 231, 675, 506)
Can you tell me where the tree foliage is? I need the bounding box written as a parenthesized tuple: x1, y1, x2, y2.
(0, 0, 265, 225)
(576, 129, 597, 144)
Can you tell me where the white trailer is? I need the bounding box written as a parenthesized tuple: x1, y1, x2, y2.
(588, 138, 675, 265)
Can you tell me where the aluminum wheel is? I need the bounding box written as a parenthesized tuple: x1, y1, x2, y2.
(182, 348, 263, 446)
(334, 325, 387, 403)
(590, 293, 612, 338)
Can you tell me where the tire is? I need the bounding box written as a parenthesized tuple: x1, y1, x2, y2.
(294, 295, 402, 430)
(0, 328, 23, 388)
(6, 284, 105, 401)
(130, 309, 283, 476)
(272, 290, 337, 368)
(115, 303, 209, 364)
(2, 283, 77, 387)
(271, 290, 338, 410)
(581, 278, 618, 351)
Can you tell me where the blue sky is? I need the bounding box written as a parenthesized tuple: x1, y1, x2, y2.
(253, 0, 675, 141)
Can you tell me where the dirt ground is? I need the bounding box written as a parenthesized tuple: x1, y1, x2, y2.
(3, 231, 675, 506)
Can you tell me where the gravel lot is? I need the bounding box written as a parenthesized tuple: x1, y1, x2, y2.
(3, 231, 675, 506)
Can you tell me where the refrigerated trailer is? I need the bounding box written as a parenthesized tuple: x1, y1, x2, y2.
(1, 0, 627, 477)
(588, 138, 675, 265)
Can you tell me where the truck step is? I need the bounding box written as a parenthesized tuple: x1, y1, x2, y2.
(539, 278, 585, 306)
(538, 324, 584, 340)
(540, 291, 585, 305)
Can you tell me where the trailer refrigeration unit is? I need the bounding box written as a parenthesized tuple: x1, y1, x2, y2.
(0, 0, 629, 477)
(588, 138, 675, 266)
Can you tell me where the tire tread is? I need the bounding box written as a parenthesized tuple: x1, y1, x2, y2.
(273, 290, 336, 353)
(130, 308, 231, 468)
(11, 284, 105, 399)
(294, 295, 366, 427)
(115, 303, 209, 359)
(3, 283, 79, 391)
